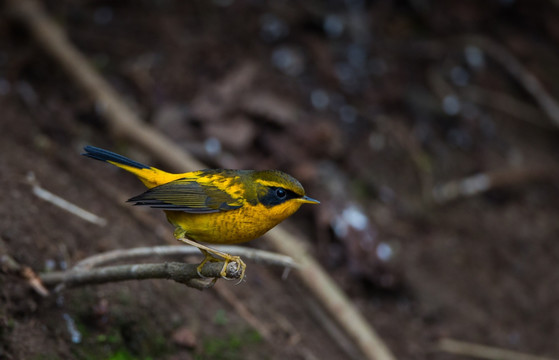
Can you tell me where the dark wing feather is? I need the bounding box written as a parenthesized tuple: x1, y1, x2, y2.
(127, 178, 243, 213)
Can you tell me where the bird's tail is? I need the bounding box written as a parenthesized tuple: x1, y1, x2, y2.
(82, 146, 170, 188)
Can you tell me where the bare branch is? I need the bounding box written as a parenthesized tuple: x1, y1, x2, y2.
(40, 261, 242, 291)
(73, 245, 298, 270)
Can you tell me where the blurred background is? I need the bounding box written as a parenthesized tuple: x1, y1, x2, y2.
(1, 0, 559, 359)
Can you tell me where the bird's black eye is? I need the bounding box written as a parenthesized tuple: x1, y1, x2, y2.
(275, 188, 286, 198)
(259, 187, 298, 207)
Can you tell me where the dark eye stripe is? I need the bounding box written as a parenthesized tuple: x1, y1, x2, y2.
(259, 187, 300, 207)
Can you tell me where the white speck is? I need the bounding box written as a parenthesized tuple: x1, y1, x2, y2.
(44, 259, 56, 272)
(63, 313, 82, 344)
(376, 242, 393, 262)
(310, 89, 330, 110)
(204, 137, 221, 156)
(271, 46, 305, 77)
(442, 95, 461, 116)
(464, 45, 485, 68)
(333, 205, 370, 238)
(260, 14, 289, 42)
(460, 173, 491, 195)
(324, 15, 344, 38)
(342, 206, 368, 231)
(332, 217, 349, 238)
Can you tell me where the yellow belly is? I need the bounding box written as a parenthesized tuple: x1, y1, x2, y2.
(164, 201, 301, 244)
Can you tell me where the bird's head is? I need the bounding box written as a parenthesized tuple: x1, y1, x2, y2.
(247, 170, 319, 221)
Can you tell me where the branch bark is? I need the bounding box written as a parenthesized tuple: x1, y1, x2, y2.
(41, 261, 241, 291)
(73, 245, 297, 270)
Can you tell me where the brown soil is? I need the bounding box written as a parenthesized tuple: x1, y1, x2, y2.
(2, 1, 559, 359)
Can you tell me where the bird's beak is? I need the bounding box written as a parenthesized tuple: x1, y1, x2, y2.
(298, 196, 320, 204)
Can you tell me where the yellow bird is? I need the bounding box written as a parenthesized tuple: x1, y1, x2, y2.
(83, 146, 319, 280)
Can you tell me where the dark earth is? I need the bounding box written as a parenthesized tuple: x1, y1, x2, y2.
(1, 1, 559, 359)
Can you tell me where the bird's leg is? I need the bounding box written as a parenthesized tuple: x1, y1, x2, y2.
(174, 229, 246, 281)
(195, 248, 225, 278)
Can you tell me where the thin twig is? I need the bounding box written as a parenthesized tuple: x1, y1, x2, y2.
(459, 86, 553, 130)
(439, 338, 558, 360)
(463, 36, 559, 129)
(73, 245, 298, 270)
(432, 166, 559, 204)
(1, 254, 49, 296)
(428, 63, 553, 130)
(40, 261, 242, 290)
(6, 2, 396, 359)
(21, 267, 50, 297)
(27, 172, 107, 226)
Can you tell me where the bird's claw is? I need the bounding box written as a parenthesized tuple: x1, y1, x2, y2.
(220, 256, 246, 284)
(196, 253, 246, 283)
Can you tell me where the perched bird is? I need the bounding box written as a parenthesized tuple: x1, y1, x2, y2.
(82, 146, 319, 280)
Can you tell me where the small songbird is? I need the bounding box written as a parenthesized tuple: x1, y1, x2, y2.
(82, 146, 319, 280)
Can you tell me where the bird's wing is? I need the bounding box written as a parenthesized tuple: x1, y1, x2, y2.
(127, 177, 244, 213)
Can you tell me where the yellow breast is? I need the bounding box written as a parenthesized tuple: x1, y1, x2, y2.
(164, 199, 304, 244)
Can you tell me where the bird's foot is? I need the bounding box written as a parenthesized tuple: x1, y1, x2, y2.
(196, 250, 246, 283)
